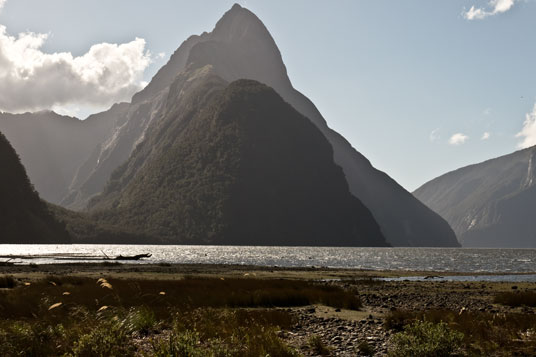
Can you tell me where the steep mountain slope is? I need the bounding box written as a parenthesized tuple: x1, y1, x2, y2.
(0, 132, 70, 243)
(72, 4, 456, 246)
(414, 146, 536, 247)
(120, 4, 456, 246)
(61, 98, 164, 209)
(89, 74, 388, 246)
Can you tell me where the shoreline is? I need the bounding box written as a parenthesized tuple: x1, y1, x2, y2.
(1, 262, 536, 280)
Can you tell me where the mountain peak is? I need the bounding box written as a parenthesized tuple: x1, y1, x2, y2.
(211, 4, 270, 43)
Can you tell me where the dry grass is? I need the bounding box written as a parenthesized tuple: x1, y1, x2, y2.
(308, 334, 332, 356)
(495, 291, 536, 307)
(0, 275, 360, 356)
(0, 275, 15, 289)
(0, 276, 360, 321)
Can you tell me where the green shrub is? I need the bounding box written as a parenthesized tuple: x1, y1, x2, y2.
(389, 320, 464, 357)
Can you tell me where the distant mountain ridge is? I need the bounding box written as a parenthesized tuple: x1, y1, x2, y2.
(0, 105, 128, 204)
(0, 4, 459, 246)
(414, 146, 536, 247)
(0, 131, 70, 243)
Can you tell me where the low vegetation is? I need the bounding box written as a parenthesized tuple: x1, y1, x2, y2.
(151, 309, 299, 356)
(0, 275, 15, 289)
(357, 341, 375, 356)
(308, 335, 331, 356)
(495, 291, 536, 307)
(389, 320, 463, 357)
(385, 309, 536, 356)
(0, 276, 359, 355)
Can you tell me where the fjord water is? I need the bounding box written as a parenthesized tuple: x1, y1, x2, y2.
(1, 245, 535, 274)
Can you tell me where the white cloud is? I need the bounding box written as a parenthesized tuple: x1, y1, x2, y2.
(463, 0, 516, 20)
(449, 133, 469, 145)
(481, 132, 491, 140)
(429, 128, 440, 142)
(0, 24, 152, 113)
(0, 0, 6, 12)
(51, 104, 81, 118)
(516, 103, 536, 149)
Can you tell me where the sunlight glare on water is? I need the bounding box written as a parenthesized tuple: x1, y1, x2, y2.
(0, 245, 535, 273)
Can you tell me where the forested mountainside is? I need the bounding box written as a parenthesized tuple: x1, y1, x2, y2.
(88, 75, 388, 246)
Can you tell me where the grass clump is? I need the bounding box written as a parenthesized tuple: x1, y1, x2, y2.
(71, 320, 136, 357)
(0, 275, 15, 289)
(385, 309, 536, 356)
(495, 291, 536, 307)
(0, 321, 66, 356)
(122, 306, 157, 335)
(358, 340, 375, 356)
(151, 331, 204, 357)
(308, 335, 331, 356)
(389, 320, 463, 357)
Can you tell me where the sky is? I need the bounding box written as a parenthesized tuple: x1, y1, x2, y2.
(0, 0, 534, 191)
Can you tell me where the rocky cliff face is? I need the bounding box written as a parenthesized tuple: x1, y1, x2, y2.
(414, 146, 536, 247)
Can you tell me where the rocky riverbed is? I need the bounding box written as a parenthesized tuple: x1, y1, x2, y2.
(283, 279, 536, 356)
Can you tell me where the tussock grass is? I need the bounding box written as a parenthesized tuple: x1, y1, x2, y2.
(308, 334, 331, 356)
(495, 291, 536, 307)
(0, 276, 359, 321)
(385, 309, 536, 356)
(0, 276, 357, 355)
(358, 341, 375, 356)
(0, 275, 15, 289)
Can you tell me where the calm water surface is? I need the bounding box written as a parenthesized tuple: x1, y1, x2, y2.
(0, 245, 535, 274)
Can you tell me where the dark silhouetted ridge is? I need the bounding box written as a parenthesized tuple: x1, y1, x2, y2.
(0, 132, 70, 243)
